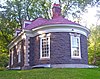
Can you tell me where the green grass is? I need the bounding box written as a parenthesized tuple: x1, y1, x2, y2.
(0, 68, 100, 79)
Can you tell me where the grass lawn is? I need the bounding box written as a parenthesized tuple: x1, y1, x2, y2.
(0, 68, 100, 79)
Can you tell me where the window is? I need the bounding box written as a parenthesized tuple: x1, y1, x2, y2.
(11, 49, 13, 65)
(18, 51, 21, 63)
(70, 33, 81, 59)
(17, 44, 21, 63)
(40, 33, 50, 59)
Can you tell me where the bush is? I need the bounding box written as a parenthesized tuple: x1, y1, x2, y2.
(0, 53, 8, 67)
(0, 67, 6, 71)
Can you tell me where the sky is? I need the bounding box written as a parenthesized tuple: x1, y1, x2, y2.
(83, 6, 100, 26)
(0, 0, 6, 5)
(0, 0, 100, 28)
(81, 5, 100, 28)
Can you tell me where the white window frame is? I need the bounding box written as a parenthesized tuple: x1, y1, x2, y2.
(11, 50, 13, 65)
(70, 33, 81, 59)
(17, 44, 21, 63)
(40, 34, 50, 59)
(18, 51, 21, 63)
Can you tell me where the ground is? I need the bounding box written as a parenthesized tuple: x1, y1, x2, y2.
(0, 68, 100, 79)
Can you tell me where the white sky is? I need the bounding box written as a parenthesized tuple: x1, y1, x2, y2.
(52, 0, 60, 4)
(0, 0, 6, 5)
(81, 6, 100, 28)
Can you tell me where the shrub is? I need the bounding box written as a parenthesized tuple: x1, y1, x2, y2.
(0, 67, 6, 71)
(0, 53, 8, 67)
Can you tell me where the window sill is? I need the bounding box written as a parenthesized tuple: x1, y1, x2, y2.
(40, 57, 50, 60)
(71, 57, 81, 59)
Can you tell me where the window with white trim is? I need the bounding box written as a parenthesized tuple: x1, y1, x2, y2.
(17, 43, 21, 63)
(70, 33, 81, 59)
(40, 33, 50, 59)
(11, 49, 13, 65)
(18, 50, 21, 63)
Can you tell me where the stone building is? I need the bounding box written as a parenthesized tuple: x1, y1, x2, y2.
(8, 1, 90, 69)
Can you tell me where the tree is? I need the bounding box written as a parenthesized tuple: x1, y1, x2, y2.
(0, 0, 99, 27)
(60, 0, 97, 21)
(88, 25, 100, 65)
(0, 0, 51, 27)
(0, 53, 8, 67)
(88, 1, 100, 65)
(0, 0, 52, 67)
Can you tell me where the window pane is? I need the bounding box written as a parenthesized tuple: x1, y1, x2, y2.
(70, 34, 81, 58)
(41, 36, 50, 58)
(72, 36, 79, 47)
(72, 48, 79, 56)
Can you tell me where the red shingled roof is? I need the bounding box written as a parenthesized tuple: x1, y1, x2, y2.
(45, 16, 80, 25)
(24, 16, 80, 30)
(24, 18, 47, 30)
(24, 2, 81, 30)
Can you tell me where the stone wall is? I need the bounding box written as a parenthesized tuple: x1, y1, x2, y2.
(28, 32, 88, 66)
(9, 40, 25, 68)
(28, 36, 50, 66)
(50, 32, 88, 64)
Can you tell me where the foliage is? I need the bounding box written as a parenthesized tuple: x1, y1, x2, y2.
(0, 53, 9, 67)
(88, 25, 100, 66)
(0, 0, 98, 26)
(0, 0, 51, 67)
(0, 67, 6, 71)
(61, 0, 92, 17)
(0, 17, 14, 67)
(0, 0, 51, 26)
(0, 68, 100, 79)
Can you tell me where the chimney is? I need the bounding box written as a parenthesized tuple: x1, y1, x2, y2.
(52, 0, 61, 18)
